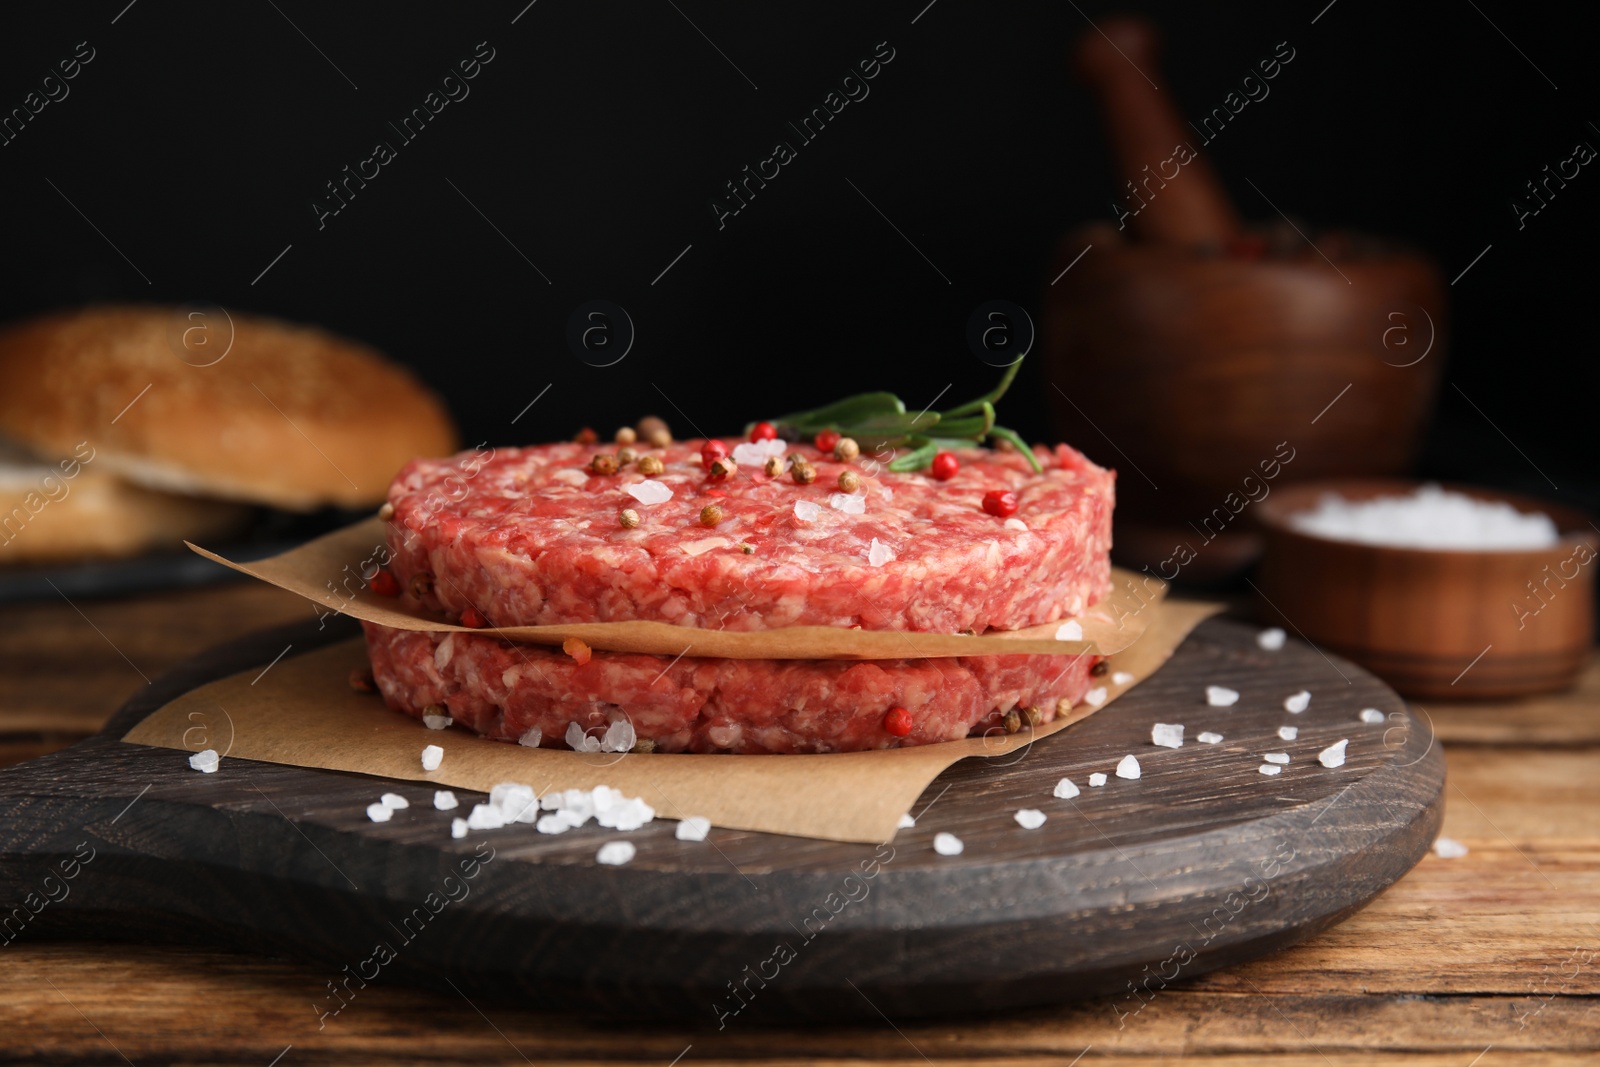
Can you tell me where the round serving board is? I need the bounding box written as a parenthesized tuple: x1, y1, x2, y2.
(0, 614, 1442, 1023)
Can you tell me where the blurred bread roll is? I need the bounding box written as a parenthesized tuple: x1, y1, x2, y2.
(0, 305, 459, 511)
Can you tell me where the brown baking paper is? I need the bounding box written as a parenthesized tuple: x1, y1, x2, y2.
(186, 517, 1156, 659)
(123, 598, 1220, 844)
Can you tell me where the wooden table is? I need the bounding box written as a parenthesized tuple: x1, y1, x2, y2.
(2, 580, 1597, 1065)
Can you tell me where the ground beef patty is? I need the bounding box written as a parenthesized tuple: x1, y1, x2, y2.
(364, 622, 1099, 754)
(383, 439, 1113, 633)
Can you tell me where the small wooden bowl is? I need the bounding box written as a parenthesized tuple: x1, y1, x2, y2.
(1254, 479, 1596, 700)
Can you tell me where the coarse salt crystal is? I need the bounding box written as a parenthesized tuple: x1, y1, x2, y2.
(1014, 808, 1047, 830)
(466, 803, 506, 830)
(602, 720, 636, 753)
(535, 814, 569, 834)
(1206, 686, 1240, 707)
(1003, 517, 1028, 531)
(596, 841, 636, 866)
(1257, 627, 1287, 651)
(188, 749, 219, 773)
(828, 492, 866, 515)
(732, 439, 786, 466)
(867, 538, 894, 567)
(676, 816, 712, 841)
(1085, 686, 1108, 707)
(451, 817, 468, 839)
(421, 745, 444, 771)
(1319, 739, 1349, 768)
(793, 500, 821, 522)
(1053, 777, 1080, 799)
(1277, 726, 1298, 741)
(1116, 755, 1141, 780)
(1197, 731, 1224, 744)
(1360, 708, 1386, 724)
(1258, 763, 1282, 776)
(518, 728, 542, 747)
(1112, 671, 1135, 685)
(1289, 483, 1560, 550)
(381, 793, 409, 809)
(933, 832, 964, 856)
(1088, 772, 1108, 787)
(897, 813, 916, 828)
(625, 479, 673, 505)
(565, 722, 602, 753)
(1151, 723, 1184, 749)
(1285, 690, 1311, 713)
(1055, 621, 1084, 642)
(423, 714, 452, 730)
(1434, 837, 1469, 859)
(434, 790, 458, 811)
(366, 802, 393, 822)
(1263, 752, 1290, 765)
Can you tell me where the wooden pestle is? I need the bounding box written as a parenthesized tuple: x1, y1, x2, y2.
(1073, 17, 1240, 246)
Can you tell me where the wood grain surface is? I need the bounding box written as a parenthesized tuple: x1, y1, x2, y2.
(0, 582, 1594, 1064)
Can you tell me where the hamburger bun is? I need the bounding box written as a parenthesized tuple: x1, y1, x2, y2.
(0, 439, 249, 564)
(0, 305, 459, 511)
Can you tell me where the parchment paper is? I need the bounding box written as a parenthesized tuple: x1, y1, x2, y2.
(124, 599, 1220, 844)
(186, 517, 1159, 659)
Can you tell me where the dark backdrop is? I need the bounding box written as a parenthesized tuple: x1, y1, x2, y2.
(1, 1, 1594, 513)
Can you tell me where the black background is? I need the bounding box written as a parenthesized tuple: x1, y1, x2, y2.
(1, 1, 1594, 515)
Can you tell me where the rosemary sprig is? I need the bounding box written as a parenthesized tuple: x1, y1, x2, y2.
(763, 355, 1042, 472)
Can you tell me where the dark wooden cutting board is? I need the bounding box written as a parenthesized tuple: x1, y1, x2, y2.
(0, 614, 1442, 1024)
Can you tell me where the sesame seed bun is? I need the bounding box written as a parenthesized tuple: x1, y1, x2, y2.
(0, 306, 459, 511)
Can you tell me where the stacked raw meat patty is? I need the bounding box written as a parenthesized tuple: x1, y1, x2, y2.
(363, 437, 1114, 753)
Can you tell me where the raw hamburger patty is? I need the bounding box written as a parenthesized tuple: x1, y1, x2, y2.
(363, 622, 1100, 754)
(384, 439, 1114, 633)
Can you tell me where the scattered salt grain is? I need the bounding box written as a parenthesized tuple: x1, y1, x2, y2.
(1257, 627, 1287, 651)
(450, 817, 468, 839)
(867, 537, 894, 567)
(1112, 671, 1135, 685)
(1263, 753, 1290, 765)
(1088, 772, 1108, 787)
(1318, 739, 1349, 768)
(1116, 754, 1141, 779)
(1289, 483, 1559, 550)
(828, 492, 866, 515)
(535, 814, 570, 834)
(421, 745, 444, 771)
(1258, 763, 1282, 776)
(733, 439, 787, 466)
(1151, 723, 1184, 749)
(793, 500, 821, 522)
(434, 790, 458, 811)
(466, 803, 506, 830)
(188, 749, 220, 774)
(625, 478, 674, 506)
(1206, 686, 1240, 707)
(1359, 708, 1386, 724)
(1053, 777, 1081, 799)
(897, 813, 916, 828)
(1003, 518, 1028, 532)
(1284, 690, 1311, 713)
(366, 802, 393, 823)
(676, 816, 712, 841)
(1085, 686, 1108, 707)
(933, 832, 964, 856)
(565, 722, 602, 753)
(518, 728, 542, 747)
(1014, 808, 1047, 830)
(1055, 621, 1084, 642)
(1197, 731, 1224, 744)
(381, 793, 410, 810)
(423, 713, 453, 730)
(602, 720, 636, 753)
(1277, 726, 1299, 741)
(596, 841, 637, 866)
(1434, 837, 1469, 859)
